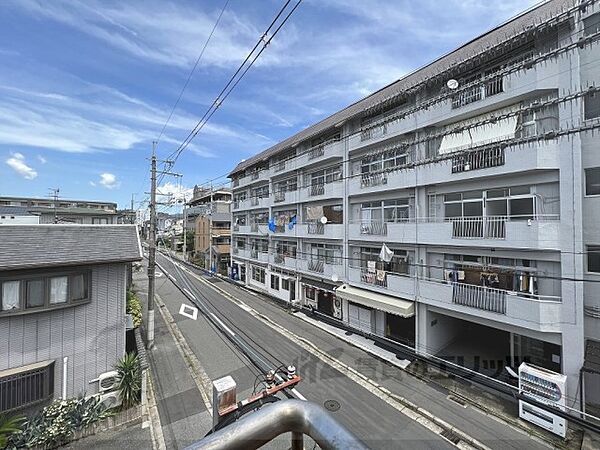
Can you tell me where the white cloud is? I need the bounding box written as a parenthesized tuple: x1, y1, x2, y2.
(97, 172, 120, 189)
(157, 182, 193, 204)
(6, 152, 37, 179)
(37, 155, 47, 164)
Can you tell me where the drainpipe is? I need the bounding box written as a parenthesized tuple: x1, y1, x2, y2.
(62, 356, 68, 399)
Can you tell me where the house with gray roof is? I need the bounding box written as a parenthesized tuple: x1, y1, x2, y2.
(0, 225, 142, 415)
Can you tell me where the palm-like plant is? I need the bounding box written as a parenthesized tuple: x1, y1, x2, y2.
(0, 414, 25, 448)
(115, 352, 141, 409)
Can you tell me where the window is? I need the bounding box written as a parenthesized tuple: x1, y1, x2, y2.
(251, 266, 265, 284)
(588, 246, 600, 273)
(1, 281, 19, 311)
(49, 276, 68, 304)
(584, 12, 600, 36)
(586, 168, 600, 196)
(0, 271, 90, 316)
(26, 280, 44, 308)
(282, 278, 290, 291)
(270, 274, 279, 290)
(384, 199, 410, 222)
(585, 92, 600, 120)
(0, 361, 55, 413)
(92, 217, 109, 224)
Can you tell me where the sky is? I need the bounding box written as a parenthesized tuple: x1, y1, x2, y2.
(0, 0, 540, 209)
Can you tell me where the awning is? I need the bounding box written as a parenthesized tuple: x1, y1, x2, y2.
(334, 284, 414, 318)
(300, 277, 338, 293)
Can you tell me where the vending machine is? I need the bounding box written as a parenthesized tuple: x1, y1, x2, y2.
(518, 362, 567, 437)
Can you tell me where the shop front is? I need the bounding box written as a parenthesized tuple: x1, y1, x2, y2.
(301, 277, 341, 319)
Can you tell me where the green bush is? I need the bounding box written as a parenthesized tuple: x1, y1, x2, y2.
(5, 396, 113, 449)
(126, 290, 142, 328)
(0, 414, 24, 449)
(116, 353, 141, 409)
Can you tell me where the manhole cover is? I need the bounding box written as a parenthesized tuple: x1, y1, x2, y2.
(324, 399, 340, 412)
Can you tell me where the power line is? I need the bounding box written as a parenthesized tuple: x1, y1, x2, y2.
(155, 0, 231, 148)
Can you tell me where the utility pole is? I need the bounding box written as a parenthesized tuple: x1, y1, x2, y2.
(209, 183, 214, 274)
(182, 194, 187, 262)
(48, 188, 60, 224)
(147, 142, 157, 349)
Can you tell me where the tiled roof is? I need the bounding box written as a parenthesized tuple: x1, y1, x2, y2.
(229, 0, 575, 176)
(0, 206, 36, 216)
(0, 225, 142, 271)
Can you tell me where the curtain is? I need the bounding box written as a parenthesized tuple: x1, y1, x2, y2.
(1, 281, 19, 311)
(50, 276, 68, 304)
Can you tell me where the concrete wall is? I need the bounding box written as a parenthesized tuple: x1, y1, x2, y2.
(0, 263, 127, 399)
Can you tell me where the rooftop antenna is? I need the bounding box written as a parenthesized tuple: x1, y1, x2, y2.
(48, 187, 60, 223)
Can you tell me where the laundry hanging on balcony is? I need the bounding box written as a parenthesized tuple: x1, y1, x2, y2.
(288, 214, 297, 230)
(438, 104, 520, 154)
(379, 243, 394, 263)
(305, 205, 324, 221)
(268, 218, 276, 232)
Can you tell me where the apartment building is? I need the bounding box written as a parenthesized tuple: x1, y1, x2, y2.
(229, 0, 600, 411)
(189, 186, 232, 274)
(0, 225, 142, 415)
(0, 196, 118, 224)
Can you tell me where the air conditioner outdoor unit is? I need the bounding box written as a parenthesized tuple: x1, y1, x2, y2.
(98, 370, 119, 393)
(97, 391, 122, 410)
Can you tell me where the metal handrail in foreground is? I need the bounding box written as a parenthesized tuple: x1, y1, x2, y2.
(185, 399, 369, 450)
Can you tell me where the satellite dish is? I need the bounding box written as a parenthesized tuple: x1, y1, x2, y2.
(447, 79, 459, 90)
(331, 273, 339, 282)
(320, 216, 328, 225)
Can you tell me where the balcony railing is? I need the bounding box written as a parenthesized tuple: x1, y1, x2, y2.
(449, 216, 506, 239)
(274, 191, 285, 203)
(452, 282, 506, 314)
(360, 268, 387, 288)
(451, 147, 505, 173)
(308, 145, 325, 160)
(360, 123, 387, 141)
(251, 249, 259, 259)
(451, 76, 503, 109)
(360, 172, 387, 188)
(274, 161, 286, 172)
(233, 224, 240, 232)
(250, 197, 260, 206)
(308, 260, 324, 273)
(251, 171, 260, 180)
(359, 221, 387, 236)
(307, 222, 324, 235)
(233, 179, 240, 187)
(309, 184, 325, 197)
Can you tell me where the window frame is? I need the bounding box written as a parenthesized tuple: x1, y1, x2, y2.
(585, 167, 600, 197)
(0, 269, 92, 317)
(587, 245, 600, 274)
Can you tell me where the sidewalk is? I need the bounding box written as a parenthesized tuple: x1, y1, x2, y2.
(134, 269, 212, 449)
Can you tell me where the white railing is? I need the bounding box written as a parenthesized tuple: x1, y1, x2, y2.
(307, 222, 324, 235)
(309, 184, 325, 197)
(308, 260, 324, 273)
(274, 161, 286, 172)
(359, 221, 387, 236)
(360, 268, 387, 288)
(360, 172, 387, 188)
(451, 147, 505, 173)
(308, 145, 325, 160)
(452, 283, 506, 314)
(451, 76, 503, 109)
(449, 216, 506, 239)
(274, 191, 285, 203)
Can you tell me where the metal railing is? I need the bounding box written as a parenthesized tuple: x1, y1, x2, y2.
(360, 123, 387, 141)
(274, 191, 285, 203)
(451, 147, 505, 173)
(308, 260, 325, 273)
(307, 222, 324, 235)
(360, 268, 387, 288)
(359, 221, 387, 236)
(250, 171, 260, 180)
(449, 216, 506, 239)
(250, 197, 260, 206)
(309, 184, 325, 196)
(185, 399, 368, 450)
(308, 145, 325, 160)
(452, 282, 507, 314)
(274, 161, 286, 172)
(0, 362, 54, 413)
(451, 76, 503, 109)
(360, 172, 387, 188)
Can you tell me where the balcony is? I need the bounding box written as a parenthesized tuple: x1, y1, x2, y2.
(272, 189, 299, 206)
(247, 196, 271, 210)
(360, 172, 388, 189)
(360, 122, 388, 142)
(307, 259, 324, 273)
(297, 259, 341, 279)
(250, 249, 269, 263)
(418, 279, 565, 331)
(270, 253, 298, 270)
(306, 181, 344, 199)
(296, 223, 343, 239)
(451, 147, 505, 174)
(449, 216, 506, 239)
(236, 169, 269, 188)
(298, 140, 344, 166)
(348, 221, 387, 241)
(451, 76, 503, 109)
(348, 266, 416, 299)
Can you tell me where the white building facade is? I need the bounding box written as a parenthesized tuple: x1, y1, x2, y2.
(229, 0, 600, 410)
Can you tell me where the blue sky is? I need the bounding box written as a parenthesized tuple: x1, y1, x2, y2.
(0, 0, 538, 209)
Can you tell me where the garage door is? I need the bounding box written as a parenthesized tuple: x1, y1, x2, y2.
(349, 303, 372, 334)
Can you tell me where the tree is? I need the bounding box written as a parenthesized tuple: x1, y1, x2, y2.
(0, 414, 24, 448)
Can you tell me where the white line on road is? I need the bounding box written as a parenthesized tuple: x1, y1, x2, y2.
(183, 288, 196, 300)
(209, 312, 236, 336)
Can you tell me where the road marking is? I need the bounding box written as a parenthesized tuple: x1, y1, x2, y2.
(290, 388, 306, 401)
(209, 312, 235, 336)
(179, 303, 198, 320)
(183, 288, 196, 300)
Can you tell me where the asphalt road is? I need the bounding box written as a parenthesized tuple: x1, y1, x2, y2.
(153, 251, 551, 450)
